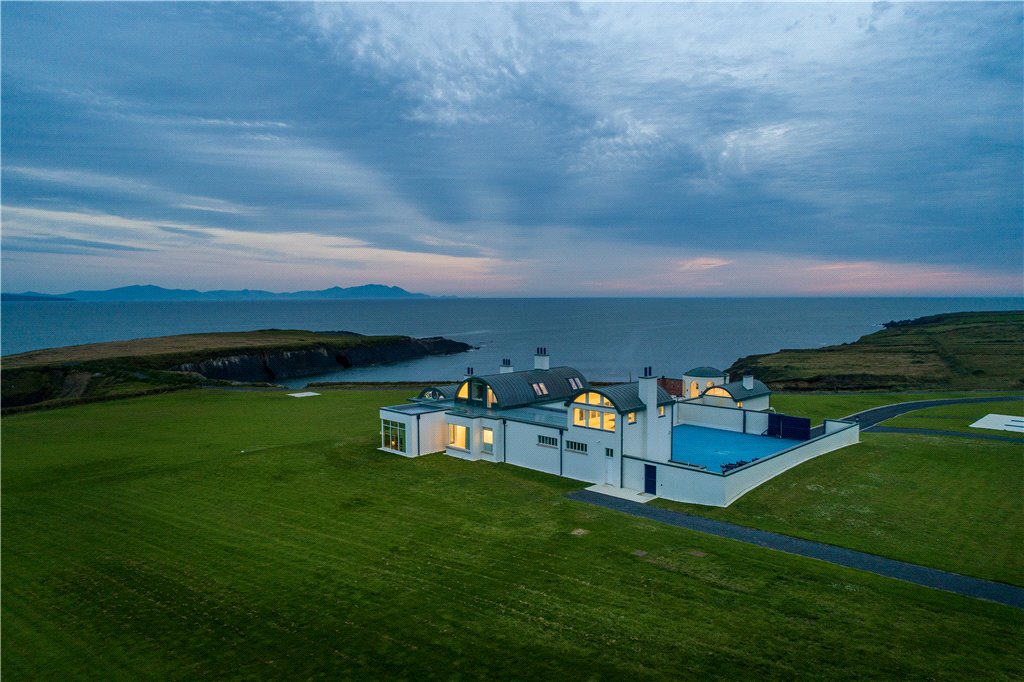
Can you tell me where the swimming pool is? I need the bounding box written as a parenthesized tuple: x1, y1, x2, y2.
(671, 425, 804, 473)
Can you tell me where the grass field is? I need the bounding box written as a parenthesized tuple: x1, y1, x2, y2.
(654, 432, 1023, 586)
(3, 389, 1021, 679)
(771, 391, 1022, 425)
(883, 399, 1024, 436)
(728, 311, 1024, 391)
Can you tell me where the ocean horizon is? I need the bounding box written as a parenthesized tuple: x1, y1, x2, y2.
(3, 296, 1020, 386)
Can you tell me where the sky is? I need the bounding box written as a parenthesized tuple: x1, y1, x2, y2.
(2, 2, 1022, 297)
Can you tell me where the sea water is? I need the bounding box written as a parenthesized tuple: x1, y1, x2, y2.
(2, 297, 1019, 385)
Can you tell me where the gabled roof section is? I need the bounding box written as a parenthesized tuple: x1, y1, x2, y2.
(417, 383, 462, 400)
(685, 366, 724, 377)
(465, 366, 588, 409)
(568, 383, 674, 413)
(705, 379, 770, 400)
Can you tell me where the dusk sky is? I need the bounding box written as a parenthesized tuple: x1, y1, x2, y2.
(2, 2, 1021, 296)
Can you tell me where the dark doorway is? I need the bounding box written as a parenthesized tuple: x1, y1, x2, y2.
(644, 465, 657, 495)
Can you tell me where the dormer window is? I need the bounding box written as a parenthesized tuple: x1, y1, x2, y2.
(568, 377, 583, 390)
(531, 382, 549, 396)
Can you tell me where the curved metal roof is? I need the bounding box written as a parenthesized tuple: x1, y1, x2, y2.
(684, 366, 725, 377)
(703, 379, 770, 400)
(417, 383, 462, 400)
(461, 366, 588, 409)
(566, 383, 674, 413)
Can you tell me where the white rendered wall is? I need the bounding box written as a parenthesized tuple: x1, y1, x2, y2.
(743, 410, 770, 436)
(741, 396, 771, 412)
(504, 422, 561, 475)
(623, 420, 860, 506)
(564, 422, 619, 484)
(677, 402, 744, 432)
(417, 411, 449, 455)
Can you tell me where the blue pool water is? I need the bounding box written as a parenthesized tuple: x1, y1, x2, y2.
(671, 425, 803, 473)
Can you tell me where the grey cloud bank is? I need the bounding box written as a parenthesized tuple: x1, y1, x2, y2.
(2, 2, 1021, 295)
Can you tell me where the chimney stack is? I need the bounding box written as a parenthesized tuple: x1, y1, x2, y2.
(534, 347, 550, 370)
(639, 367, 661, 457)
(499, 358, 514, 374)
(465, 367, 475, 379)
(743, 370, 754, 390)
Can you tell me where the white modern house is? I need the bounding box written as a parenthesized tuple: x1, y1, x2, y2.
(380, 349, 859, 507)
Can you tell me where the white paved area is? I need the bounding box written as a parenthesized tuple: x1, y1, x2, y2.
(970, 413, 1024, 433)
(288, 392, 321, 398)
(585, 484, 658, 504)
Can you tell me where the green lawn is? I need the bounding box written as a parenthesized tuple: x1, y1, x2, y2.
(770, 391, 1022, 425)
(3, 390, 1022, 679)
(655, 433, 1023, 586)
(883, 399, 1024, 437)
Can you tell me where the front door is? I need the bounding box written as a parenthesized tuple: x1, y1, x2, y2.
(644, 464, 657, 495)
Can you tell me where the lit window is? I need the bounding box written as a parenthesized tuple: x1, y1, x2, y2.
(628, 412, 636, 424)
(447, 424, 469, 450)
(457, 383, 469, 399)
(690, 381, 699, 398)
(487, 387, 498, 407)
(532, 382, 549, 396)
(482, 427, 494, 454)
(658, 405, 666, 417)
(705, 387, 731, 398)
(737, 401, 743, 408)
(603, 412, 616, 431)
(587, 410, 601, 429)
(382, 419, 406, 452)
(573, 408, 586, 426)
(706, 380, 714, 388)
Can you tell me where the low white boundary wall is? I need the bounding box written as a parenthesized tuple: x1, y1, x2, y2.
(675, 401, 770, 436)
(624, 419, 860, 507)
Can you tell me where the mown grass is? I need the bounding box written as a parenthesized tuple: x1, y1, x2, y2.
(883, 399, 1024, 437)
(3, 389, 1022, 679)
(654, 433, 1024, 586)
(771, 391, 1021, 425)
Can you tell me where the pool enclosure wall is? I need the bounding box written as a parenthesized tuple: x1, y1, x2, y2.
(622, 419, 860, 507)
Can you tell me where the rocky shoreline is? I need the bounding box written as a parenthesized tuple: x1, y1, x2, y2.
(171, 336, 470, 383)
(1, 332, 472, 411)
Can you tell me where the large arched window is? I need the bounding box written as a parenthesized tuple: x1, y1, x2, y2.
(705, 387, 732, 398)
(571, 392, 616, 432)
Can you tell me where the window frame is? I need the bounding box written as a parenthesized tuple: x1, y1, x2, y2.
(382, 419, 407, 453)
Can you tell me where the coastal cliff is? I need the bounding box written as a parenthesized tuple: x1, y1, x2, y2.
(1, 330, 471, 410)
(726, 311, 1023, 391)
(172, 336, 469, 382)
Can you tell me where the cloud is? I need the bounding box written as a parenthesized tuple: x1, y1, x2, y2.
(677, 258, 732, 272)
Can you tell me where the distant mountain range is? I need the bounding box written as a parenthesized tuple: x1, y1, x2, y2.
(2, 284, 435, 302)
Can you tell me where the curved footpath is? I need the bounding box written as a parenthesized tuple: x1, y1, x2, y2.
(571, 395, 1024, 608)
(809, 395, 1024, 438)
(567, 490, 1024, 608)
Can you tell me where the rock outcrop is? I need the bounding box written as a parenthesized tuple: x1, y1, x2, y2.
(171, 336, 470, 382)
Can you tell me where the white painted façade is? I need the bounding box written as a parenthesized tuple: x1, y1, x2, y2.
(379, 349, 859, 507)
